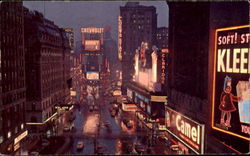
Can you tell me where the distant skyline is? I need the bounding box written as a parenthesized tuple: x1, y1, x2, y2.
(23, 1, 169, 43)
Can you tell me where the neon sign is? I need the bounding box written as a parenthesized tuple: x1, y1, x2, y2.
(118, 15, 122, 61)
(166, 107, 205, 154)
(212, 25, 250, 141)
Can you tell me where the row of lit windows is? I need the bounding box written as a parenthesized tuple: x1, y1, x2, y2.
(41, 34, 61, 45)
(1, 59, 24, 70)
(1, 10, 22, 26)
(41, 99, 51, 111)
(1, 34, 23, 45)
(1, 91, 25, 105)
(0, 123, 24, 144)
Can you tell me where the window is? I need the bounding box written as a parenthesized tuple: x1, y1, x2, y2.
(0, 136, 3, 144)
(15, 126, 18, 134)
(7, 131, 11, 138)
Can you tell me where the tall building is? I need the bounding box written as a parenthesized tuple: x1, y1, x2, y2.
(119, 2, 157, 94)
(24, 8, 70, 136)
(64, 28, 74, 54)
(166, 1, 249, 154)
(0, 2, 28, 154)
(156, 27, 168, 49)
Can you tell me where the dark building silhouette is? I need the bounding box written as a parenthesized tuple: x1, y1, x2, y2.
(24, 8, 71, 135)
(0, 2, 28, 154)
(119, 2, 157, 94)
(103, 26, 119, 77)
(156, 27, 168, 49)
(166, 1, 249, 154)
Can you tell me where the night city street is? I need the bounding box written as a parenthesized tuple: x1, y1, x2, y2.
(0, 0, 249, 155)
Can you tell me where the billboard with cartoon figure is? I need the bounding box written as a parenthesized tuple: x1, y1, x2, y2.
(212, 25, 250, 141)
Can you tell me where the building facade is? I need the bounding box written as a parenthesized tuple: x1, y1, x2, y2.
(24, 8, 70, 136)
(119, 2, 157, 94)
(166, 1, 249, 154)
(0, 2, 28, 154)
(61, 29, 71, 106)
(124, 43, 168, 149)
(80, 27, 105, 84)
(64, 28, 74, 54)
(156, 27, 168, 49)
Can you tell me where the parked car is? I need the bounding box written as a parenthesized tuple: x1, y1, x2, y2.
(122, 119, 132, 129)
(110, 110, 116, 117)
(126, 144, 134, 153)
(94, 105, 99, 111)
(30, 151, 39, 156)
(76, 141, 84, 151)
(134, 144, 146, 154)
(89, 105, 94, 112)
(41, 139, 50, 147)
(63, 126, 70, 132)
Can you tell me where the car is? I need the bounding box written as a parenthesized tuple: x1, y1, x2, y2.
(122, 119, 132, 129)
(76, 141, 84, 151)
(109, 107, 114, 112)
(30, 151, 39, 156)
(89, 105, 94, 112)
(126, 144, 134, 153)
(110, 110, 116, 117)
(134, 144, 146, 154)
(126, 122, 132, 129)
(94, 105, 99, 111)
(63, 126, 70, 132)
(104, 121, 111, 126)
(41, 139, 50, 147)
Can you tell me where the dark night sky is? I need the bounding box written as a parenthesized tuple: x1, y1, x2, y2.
(23, 1, 169, 43)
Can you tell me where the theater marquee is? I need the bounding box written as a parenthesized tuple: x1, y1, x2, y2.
(212, 25, 250, 141)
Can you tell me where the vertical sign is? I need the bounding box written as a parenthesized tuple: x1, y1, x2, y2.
(118, 15, 122, 61)
(212, 25, 250, 141)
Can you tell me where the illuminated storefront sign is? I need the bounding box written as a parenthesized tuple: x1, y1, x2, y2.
(113, 90, 122, 96)
(85, 40, 100, 51)
(165, 107, 205, 154)
(13, 143, 20, 151)
(55, 105, 72, 111)
(65, 28, 73, 32)
(122, 103, 137, 111)
(151, 96, 167, 102)
(127, 89, 133, 99)
(14, 130, 28, 145)
(86, 72, 99, 80)
(212, 25, 250, 141)
(70, 90, 76, 96)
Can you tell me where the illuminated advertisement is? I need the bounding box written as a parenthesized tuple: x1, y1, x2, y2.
(86, 72, 99, 80)
(85, 40, 100, 51)
(118, 15, 122, 61)
(113, 90, 122, 96)
(165, 107, 205, 154)
(212, 25, 250, 141)
(151, 96, 167, 102)
(161, 49, 168, 84)
(14, 130, 28, 145)
(122, 103, 137, 112)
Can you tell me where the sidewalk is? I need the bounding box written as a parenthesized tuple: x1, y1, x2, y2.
(55, 137, 72, 154)
(151, 138, 170, 155)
